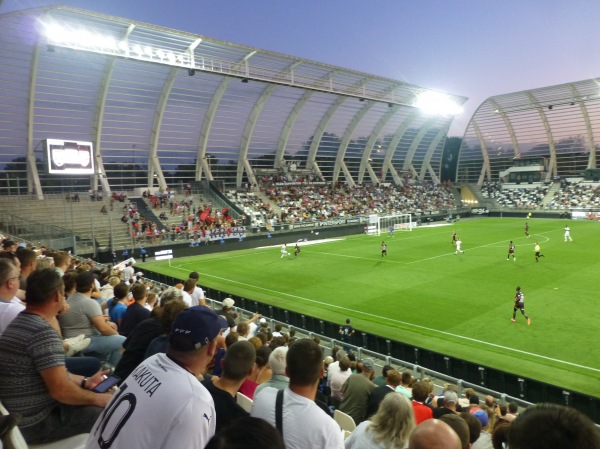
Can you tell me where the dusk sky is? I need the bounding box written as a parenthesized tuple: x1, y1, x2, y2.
(3, 0, 600, 136)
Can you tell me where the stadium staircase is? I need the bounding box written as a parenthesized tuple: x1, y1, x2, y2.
(128, 197, 163, 231)
(540, 182, 560, 207)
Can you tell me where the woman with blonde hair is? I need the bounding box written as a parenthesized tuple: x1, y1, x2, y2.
(345, 392, 415, 449)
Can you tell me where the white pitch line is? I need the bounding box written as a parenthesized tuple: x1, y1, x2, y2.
(164, 265, 599, 374)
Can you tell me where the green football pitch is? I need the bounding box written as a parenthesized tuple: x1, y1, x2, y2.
(140, 217, 600, 398)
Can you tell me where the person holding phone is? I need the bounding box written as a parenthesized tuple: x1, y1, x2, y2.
(86, 306, 223, 449)
(0, 269, 113, 445)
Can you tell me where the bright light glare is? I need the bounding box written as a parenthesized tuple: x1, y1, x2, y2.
(415, 91, 463, 116)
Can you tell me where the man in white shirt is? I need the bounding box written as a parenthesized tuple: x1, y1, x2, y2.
(0, 259, 24, 334)
(251, 339, 344, 449)
(85, 306, 223, 449)
(189, 272, 206, 306)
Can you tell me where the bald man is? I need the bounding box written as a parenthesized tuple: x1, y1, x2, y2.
(409, 419, 462, 449)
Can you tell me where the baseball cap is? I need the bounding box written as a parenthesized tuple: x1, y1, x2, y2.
(222, 297, 235, 308)
(473, 409, 489, 427)
(259, 317, 267, 324)
(169, 306, 223, 351)
(362, 358, 375, 371)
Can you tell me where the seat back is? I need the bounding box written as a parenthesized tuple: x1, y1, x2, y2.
(236, 392, 254, 413)
(333, 409, 356, 432)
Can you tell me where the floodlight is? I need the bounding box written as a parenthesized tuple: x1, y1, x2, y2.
(415, 91, 462, 116)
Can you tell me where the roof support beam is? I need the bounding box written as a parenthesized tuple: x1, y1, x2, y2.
(357, 105, 398, 184)
(26, 43, 43, 200)
(526, 93, 557, 181)
(332, 101, 374, 185)
(381, 112, 419, 185)
(237, 62, 301, 187)
(472, 121, 491, 185)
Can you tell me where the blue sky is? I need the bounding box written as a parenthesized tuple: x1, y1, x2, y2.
(3, 0, 600, 136)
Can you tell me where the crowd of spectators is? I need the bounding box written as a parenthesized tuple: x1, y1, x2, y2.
(546, 182, 600, 210)
(229, 180, 457, 227)
(481, 181, 549, 209)
(0, 235, 599, 448)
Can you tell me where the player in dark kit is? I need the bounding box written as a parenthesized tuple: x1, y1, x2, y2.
(512, 286, 531, 325)
(294, 243, 301, 257)
(525, 221, 530, 238)
(381, 241, 387, 257)
(507, 241, 516, 261)
(451, 230, 457, 245)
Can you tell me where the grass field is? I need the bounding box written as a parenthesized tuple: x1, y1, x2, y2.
(140, 217, 600, 398)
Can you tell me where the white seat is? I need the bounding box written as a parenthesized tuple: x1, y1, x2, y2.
(236, 392, 254, 413)
(0, 399, 89, 449)
(333, 409, 356, 432)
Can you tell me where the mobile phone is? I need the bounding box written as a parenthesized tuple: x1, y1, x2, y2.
(92, 375, 120, 393)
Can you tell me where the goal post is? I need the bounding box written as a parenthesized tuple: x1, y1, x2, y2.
(377, 213, 413, 236)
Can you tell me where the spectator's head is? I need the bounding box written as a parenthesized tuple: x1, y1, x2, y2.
(25, 268, 64, 308)
(0, 258, 20, 298)
(255, 346, 272, 369)
(492, 423, 510, 449)
(274, 323, 283, 332)
(107, 276, 121, 287)
(159, 286, 183, 306)
(2, 239, 17, 253)
(286, 339, 323, 387)
(114, 282, 129, 300)
(236, 321, 250, 338)
(16, 248, 37, 276)
(167, 306, 222, 372)
(508, 402, 519, 414)
(268, 346, 288, 376)
(385, 369, 402, 389)
(75, 271, 95, 293)
(459, 412, 482, 445)
(222, 341, 256, 382)
(338, 355, 351, 372)
(189, 271, 200, 281)
(408, 419, 462, 449)
(401, 371, 413, 386)
(508, 403, 600, 449)
(444, 391, 459, 410)
(381, 364, 394, 377)
(159, 299, 187, 334)
(248, 336, 262, 350)
(183, 278, 196, 293)
(222, 297, 235, 311)
(62, 271, 78, 295)
(225, 332, 239, 348)
(0, 251, 20, 269)
(411, 380, 430, 403)
(439, 414, 470, 449)
(131, 283, 147, 303)
(52, 251, 71, 270)
(204, 416, 285, 449)
(469, 394, 480, 407)
(362, 358, 375, 375)
(369, 392, 415, 448)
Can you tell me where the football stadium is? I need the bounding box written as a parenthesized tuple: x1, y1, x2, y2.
(1, 4, 600, 447)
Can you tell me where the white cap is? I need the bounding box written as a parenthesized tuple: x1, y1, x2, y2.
(222, 297, 235, 308)
(259, 317, 267, 324)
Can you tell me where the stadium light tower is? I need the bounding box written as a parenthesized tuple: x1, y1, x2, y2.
(415, 91, 463, 116)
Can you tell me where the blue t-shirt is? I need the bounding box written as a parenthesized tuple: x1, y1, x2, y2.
(109, 302, 127, 324)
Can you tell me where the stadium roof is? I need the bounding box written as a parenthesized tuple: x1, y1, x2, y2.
(0, 5, 466, 197)
(458, 78, 600, 184)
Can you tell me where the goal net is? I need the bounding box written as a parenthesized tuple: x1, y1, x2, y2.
(375, 213, 413, 236)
